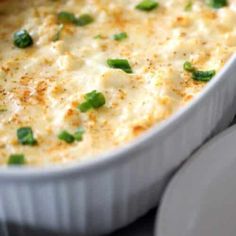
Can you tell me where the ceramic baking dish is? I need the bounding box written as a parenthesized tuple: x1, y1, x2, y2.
(0, 55, 236, 236)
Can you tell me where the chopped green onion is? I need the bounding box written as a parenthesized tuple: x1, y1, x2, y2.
(206, 0, 227, 8)
(183, 61, 216, 82)
(74, 14, 94, 26)
(185, 1, 193, 11)
(85, 91, 106, 108)
(79, 101, 93, 113)
(136, 0, 159, 11)
(192, 70, 216, 82)
(13, 30, 33, 49)
(58, 11, 76, 24)
(17, 127, 37, 146)
(58, 12, 94, 26)
(58, 131, 75, 143)
(58, 128, 85, 143)
(78, 90, 106, 113)
(8, 154, 25, 165)
(53, 24, 64, 42)
(107, 59, 133, 73)
(183, 61, 195, 72)
(113, 32, 128, 41)
(74, 127, 85, 141)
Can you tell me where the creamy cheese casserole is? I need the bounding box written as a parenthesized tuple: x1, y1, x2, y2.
(0, 0, 235, 166)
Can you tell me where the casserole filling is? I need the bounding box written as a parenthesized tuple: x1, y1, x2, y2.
(0, 0, 235, 166)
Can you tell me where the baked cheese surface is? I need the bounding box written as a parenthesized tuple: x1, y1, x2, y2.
(0, 0, 235, 166)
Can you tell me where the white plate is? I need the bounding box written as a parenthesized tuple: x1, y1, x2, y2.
(156, 124, 236, 236)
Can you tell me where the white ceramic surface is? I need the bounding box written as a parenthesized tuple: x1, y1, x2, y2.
(0, 55, 236, 236)
(156, 125, 236, 236)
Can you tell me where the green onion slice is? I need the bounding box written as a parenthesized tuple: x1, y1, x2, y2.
(58, 128, 85, 143)
(136, 0, 159, 11)
(74, 14, 94, 26)
(58, 11, 94, 26)
(53, 24, 64, 42)
(58, 11, 76, 24)
(13, 30, 33, 49)
(183, 61, 216, 82)
(192, 70, 216, 82)
(78, 90, 106, 113)
(185, 1, 193, 11)
(74, 127, 85, 141)
(84, 91, 106, 108)
(107, 59, 133, 73)
(17, 127, 37, 146)
(79, 101, 93, 113)
(58, 131, 75, 144)
(183, 61, 195, 72)
(8, 154, 25, 165)
(206, 0, 227, 8)
(113, 32, 128, 41)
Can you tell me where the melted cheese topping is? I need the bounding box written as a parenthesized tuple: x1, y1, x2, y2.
(0, 0, 235, 166)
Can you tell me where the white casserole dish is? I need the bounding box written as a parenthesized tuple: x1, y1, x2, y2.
(0, 55, 236, 236)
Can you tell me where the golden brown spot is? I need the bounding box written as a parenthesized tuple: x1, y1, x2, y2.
(70, 101, 78, 109)
(51, 85, 65, 97)
(111, 8, 127, 29)
(19, 90, 31, 103)
(35, 81, 48, 104)
(202, 10, 217, 20)
(184, 94, 193, 102)
(172, 16, 190, 27)
(20, 75, 32, 86)
(132, 125, 147, 137)
(88, 112, 97, 123)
